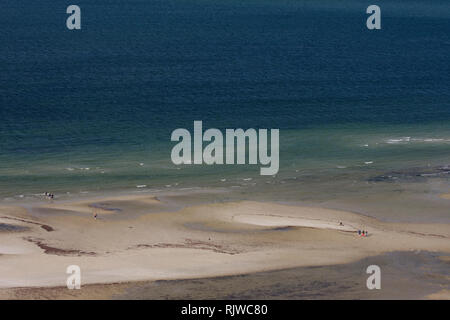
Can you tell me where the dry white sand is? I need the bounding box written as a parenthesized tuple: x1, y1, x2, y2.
(0, 196, 449, 298)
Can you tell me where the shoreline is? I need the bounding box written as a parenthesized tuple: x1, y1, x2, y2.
(0, 193, 449, 299)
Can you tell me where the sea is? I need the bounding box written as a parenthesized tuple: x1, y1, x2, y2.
(1, 0, 449, 222)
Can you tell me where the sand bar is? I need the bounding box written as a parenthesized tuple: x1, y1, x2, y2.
(0, 197, 449, 292)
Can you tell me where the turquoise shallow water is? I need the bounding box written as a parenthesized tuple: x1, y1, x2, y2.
(0, 0, 449, 221)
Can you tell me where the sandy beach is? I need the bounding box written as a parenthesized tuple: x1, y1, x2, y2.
(0, 193, 449, 299)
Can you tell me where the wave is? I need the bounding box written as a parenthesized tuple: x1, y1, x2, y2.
(385, 137, 450, 144)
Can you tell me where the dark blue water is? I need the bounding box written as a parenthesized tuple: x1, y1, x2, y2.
(0, 0, 449, 205)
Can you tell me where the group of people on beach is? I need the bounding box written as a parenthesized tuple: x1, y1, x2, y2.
(340, 222, 369, 237)
(358, 230, 368, 237)
(44, 192, 55, 200)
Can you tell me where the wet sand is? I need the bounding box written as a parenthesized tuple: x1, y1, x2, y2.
(0, 194, 449, 299)
(1, 251, 448, 300)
